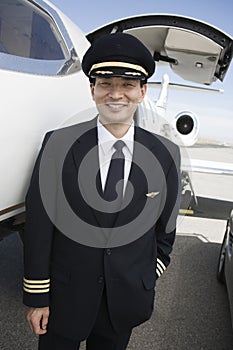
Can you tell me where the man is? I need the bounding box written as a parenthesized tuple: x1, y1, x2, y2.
(23, 33, 181, 350)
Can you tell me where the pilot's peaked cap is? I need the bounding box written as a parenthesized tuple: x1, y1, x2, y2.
(82, 32, 155, 81)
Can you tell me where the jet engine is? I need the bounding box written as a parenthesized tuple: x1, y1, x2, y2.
(173, 111, 200, 147)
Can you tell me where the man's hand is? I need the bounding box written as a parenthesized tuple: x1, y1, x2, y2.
(26, 307, 50, 335)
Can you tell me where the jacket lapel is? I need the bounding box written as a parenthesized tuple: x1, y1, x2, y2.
(71, 118, 113, 238)
(71, 118, 103, 225)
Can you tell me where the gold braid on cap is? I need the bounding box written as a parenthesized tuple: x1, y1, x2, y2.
(89, 61, 148, 77)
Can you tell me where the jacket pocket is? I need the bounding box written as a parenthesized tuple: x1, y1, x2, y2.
(142, 270, 156, 290)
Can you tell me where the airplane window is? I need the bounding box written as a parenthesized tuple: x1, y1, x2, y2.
(0, 0, 68, 60)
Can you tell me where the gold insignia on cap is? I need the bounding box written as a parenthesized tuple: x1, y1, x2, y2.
(89, 61, 148, 77)
(125, 72, 141, 76)
(95, 70, 114, 75)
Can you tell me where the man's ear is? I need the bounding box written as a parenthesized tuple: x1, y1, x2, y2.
(90, 83, 95, 100)
(139, 83, 147, 102)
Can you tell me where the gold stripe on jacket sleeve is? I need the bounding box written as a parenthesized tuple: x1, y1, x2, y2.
(23, 287, 50, 293)
(23, 277, 50, 294)
(23, 278, 50, 284)
(23, 282, 50, 289)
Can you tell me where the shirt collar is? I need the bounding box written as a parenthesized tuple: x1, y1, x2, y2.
(97, 117, 134, 156)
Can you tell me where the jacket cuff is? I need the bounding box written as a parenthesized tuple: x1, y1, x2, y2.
(23, 277, 50, 307)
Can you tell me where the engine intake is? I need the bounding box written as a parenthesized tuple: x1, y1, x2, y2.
(173, 111, 199, 146)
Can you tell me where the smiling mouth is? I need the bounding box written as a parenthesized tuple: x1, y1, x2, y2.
(106, 103, 128, 110)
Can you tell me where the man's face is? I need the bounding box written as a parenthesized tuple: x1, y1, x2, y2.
(90, 77, 147, 126)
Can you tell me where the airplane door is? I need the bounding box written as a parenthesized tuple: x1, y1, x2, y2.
(87, 15, 233, 85)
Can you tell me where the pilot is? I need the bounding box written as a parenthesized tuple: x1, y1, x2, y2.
(23, 32, 181, 350)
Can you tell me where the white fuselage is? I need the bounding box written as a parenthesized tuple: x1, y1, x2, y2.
(0, 1, 95, 221)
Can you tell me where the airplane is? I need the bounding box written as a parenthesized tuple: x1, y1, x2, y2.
(135, 73, 233, 214)
(0, 0, 232, 238)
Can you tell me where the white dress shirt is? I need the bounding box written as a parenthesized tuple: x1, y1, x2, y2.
(97, 117, 134, 194)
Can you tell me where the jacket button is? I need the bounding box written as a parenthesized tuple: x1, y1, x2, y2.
(98, 276, 104, 283)
(106, 248, 111, 255)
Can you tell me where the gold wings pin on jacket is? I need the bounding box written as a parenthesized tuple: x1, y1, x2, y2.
(145, 192, 160, 198)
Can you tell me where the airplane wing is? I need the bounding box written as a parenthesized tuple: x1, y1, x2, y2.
(148, 81, 224, 93)
(182, 159, 233, 176)
(87, 14, 233, 85)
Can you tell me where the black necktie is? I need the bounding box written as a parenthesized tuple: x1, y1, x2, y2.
(104, 140, 125, 202)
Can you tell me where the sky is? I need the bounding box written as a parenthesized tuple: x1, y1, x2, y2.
(49, 0, 233, 144)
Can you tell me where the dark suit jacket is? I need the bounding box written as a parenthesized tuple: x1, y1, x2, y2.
(23, 117, 181, 341)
